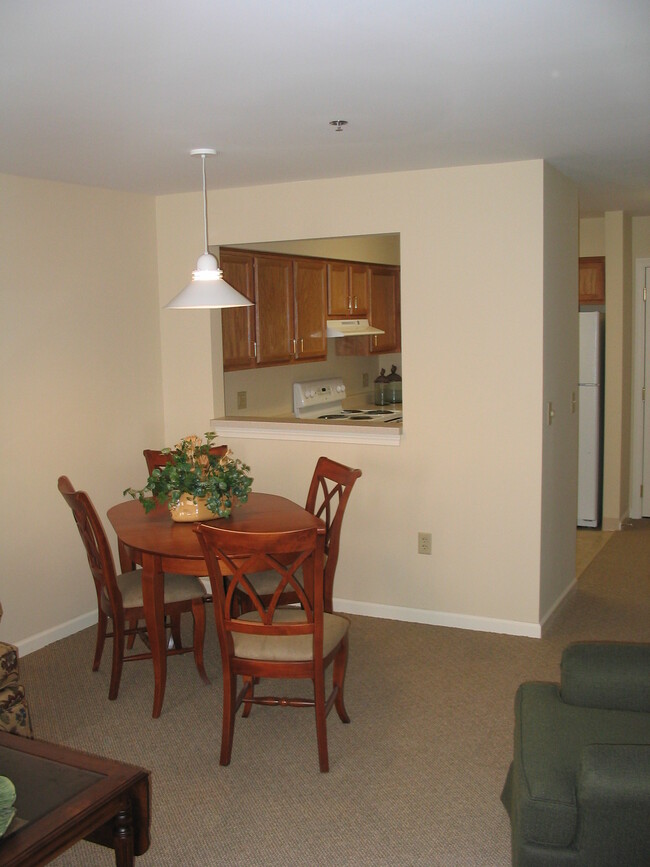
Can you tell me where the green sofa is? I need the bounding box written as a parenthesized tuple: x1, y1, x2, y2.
(501, 642, 650, 866)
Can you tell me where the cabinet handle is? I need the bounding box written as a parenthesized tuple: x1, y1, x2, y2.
(353, 296, 358, 310)
(373, 335, 378, 347)
(300, 338, 304, 353)
(348, 296, 352, 311)
(253, 341, 257, 358)
(292, 338, 297, 354)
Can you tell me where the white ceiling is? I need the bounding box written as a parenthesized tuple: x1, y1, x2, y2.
(2, 0, 649, 215)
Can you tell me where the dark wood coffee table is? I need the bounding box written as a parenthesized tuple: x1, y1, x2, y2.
(0, 732, 150, 866)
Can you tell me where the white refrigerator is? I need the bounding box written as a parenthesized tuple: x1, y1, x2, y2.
(578, 311, 602, 527)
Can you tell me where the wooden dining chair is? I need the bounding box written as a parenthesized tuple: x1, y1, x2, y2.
(143, 444, 228, 475)
(58, 476, 210, 704)
(248, 457, 362, 612)
(195, 523, 350, 772)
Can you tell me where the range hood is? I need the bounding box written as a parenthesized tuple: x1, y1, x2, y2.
(326, 318, 384, 338)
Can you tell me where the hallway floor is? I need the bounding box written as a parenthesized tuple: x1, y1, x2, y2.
(576, 528, 614, 578)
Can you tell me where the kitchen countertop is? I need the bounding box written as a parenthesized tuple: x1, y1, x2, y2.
(211, 406, 402, 446)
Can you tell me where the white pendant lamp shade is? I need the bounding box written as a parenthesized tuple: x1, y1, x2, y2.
(164, 149, 253, 310)
(165, 253, 253, 309)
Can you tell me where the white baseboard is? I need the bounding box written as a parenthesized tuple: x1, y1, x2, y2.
(17, 597, 544, 657)
(334, 598, 542, 638)
(602, 508, 629, 532)
(17, 610, 97, 657)
(540, 578, 576, 636)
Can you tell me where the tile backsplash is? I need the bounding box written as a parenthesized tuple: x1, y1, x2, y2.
(222, 346, 401, 418)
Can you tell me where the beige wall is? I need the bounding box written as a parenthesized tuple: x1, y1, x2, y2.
(157, 160, 575, 633)
(579, 218, 605, 256)
(602, 212, 634, 529)
(154, 192, 220, 444)
(632, 216, 650, 262)
(229, 233, 400, 264)
(2, 159, 581, 649)
(540, 164, 579, 619)
(1, 174, 163, 648)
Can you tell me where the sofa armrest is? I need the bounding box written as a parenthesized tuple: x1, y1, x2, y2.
(576, 743, 650, 866)
(561, 642, 650, 712)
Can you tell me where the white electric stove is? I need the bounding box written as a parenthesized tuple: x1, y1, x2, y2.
(292, 377, 402, 423)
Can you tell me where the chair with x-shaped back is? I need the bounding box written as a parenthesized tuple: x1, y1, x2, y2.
(143, 444, 228, 475)
(58, 476, 209, 706)
(248, 457, 361, 612)
(195, 522, 350, 771)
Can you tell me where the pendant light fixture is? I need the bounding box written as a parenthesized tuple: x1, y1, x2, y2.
(164, 149, 253, 309)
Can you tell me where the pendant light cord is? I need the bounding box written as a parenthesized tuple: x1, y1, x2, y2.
(201, 153, 209, 256)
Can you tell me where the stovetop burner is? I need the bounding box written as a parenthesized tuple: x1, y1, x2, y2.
(293, 377, 402, 424)
(361, 409, 395, 416)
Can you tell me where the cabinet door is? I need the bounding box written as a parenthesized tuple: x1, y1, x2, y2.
(369, 266, 400, 354)
(254, 256, 293, 365)
(327, 262, 370, 316)
(220, 250, 256, 370)
(349, 264, 369, 315)
(327, 261, 351, 316)
(579, 257, 605, 305)
(294, 258, 327, 360)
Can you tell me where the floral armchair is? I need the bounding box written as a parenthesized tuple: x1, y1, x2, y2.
(0, 603, 33, 737)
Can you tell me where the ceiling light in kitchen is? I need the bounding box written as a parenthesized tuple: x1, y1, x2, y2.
(329, 120, 348, 132)
(164, 149, 253, 310)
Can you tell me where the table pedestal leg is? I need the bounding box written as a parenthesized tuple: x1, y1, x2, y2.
(112, 804, 135, 866)
(141, 553, 166, 718)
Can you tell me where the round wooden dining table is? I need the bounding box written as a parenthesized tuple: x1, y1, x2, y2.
(107, 494, 325, 718)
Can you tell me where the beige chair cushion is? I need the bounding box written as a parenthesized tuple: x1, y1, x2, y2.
(247, 554, 328, 597)
(232, 608, 349, 662)
(110, 569, 206, 608)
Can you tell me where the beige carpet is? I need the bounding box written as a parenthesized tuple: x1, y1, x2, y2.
(576, 527, 614, 577)
(19, 521, 650, 866)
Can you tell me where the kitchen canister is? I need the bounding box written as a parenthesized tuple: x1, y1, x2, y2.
(374, 369, 389, 405)
(386, 365, 402, 404)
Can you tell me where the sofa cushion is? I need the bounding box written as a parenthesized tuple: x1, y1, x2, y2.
(561, 642, 650, 713)
(0, 643, 19, 688)
(0, 641, 34, 738)
(0, 683, 32, 736)
(513, 682, 650, 848)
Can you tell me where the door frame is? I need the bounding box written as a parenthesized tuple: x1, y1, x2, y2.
(630, 257, 650, 518)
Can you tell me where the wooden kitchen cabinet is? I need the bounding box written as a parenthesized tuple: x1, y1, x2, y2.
(335, 264, 401, 356)
(293, 258, 327, 360)
(220, 247, 398, 369)
(221, 249, 327, 370)
(368, 265, 400, 354)
(327, 261, 369, 316)
(579, 256, 605, 305)
(220, 249, 256, 370)
(254, 255, 294, 365)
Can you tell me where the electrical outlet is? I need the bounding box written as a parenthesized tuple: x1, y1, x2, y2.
(237, 391, 247, 410)
(362, 372, 369, 388)
(418, 532, 432, 555)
